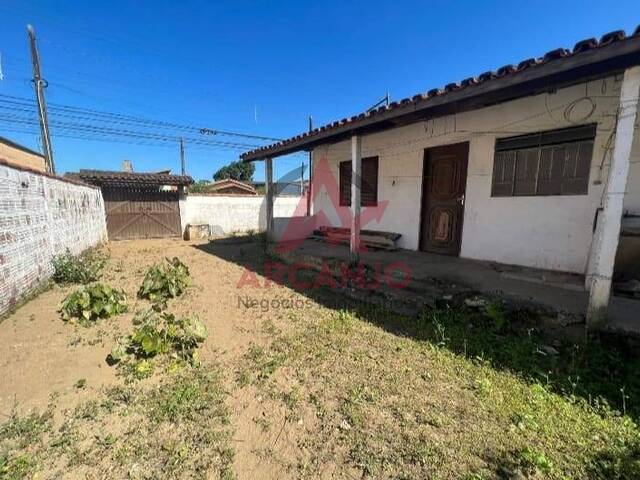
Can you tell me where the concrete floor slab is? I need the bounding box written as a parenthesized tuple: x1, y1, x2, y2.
(275, 239, 639, 336)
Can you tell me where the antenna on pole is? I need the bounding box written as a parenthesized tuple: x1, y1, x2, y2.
(27, 24, 55, 173)
(366, 93, 391, 113)
(180, 137, 186, 174)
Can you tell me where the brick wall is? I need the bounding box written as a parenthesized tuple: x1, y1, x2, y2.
(0, 162, 107, 315)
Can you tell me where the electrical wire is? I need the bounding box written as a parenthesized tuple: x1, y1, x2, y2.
(0, 93, 280, 141)
(0, 114, 261, 151)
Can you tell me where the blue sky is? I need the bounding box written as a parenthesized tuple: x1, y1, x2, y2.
(0, 1, 638, 182)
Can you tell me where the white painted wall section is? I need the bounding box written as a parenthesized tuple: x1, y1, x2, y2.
(182, 195, 303, 235)
(311, 75, 640, 274)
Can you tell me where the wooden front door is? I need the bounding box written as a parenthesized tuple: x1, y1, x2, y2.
(419, 142, 469, 255)
(103, 188, 182, 240)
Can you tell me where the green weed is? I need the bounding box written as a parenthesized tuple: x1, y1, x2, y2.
(109, 309, 207, 376)
(59, 284, 128, 326)
(138, 257, 190, 308)
(52, 248, 106, 285)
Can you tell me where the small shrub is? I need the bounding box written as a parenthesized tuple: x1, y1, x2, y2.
(138, 257, 190, 307)
(109, 310, 207, 376)
(60, 284, 128, 326)
(52, 249, 106, 284)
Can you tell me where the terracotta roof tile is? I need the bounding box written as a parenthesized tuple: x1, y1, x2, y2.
(573, 38, 598, 53)
(477, 71, 496, 82)
(600, 30, 626, 45)
(517, 58, 538, 70)
(461, 77, 479, 88)
(496, 64, 516, 76)
(68, 169, 193, 187)
(543, 48, 570, 62)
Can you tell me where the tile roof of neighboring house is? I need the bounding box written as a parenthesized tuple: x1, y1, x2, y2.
(205, 178, 257, 194)
(65, 169, 194, 187)
(241, 26, 640, 162)
(0, 159, 99, 189)
(252, 180, 308, 196)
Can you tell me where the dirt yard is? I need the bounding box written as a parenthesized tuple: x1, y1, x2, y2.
(1, 238, 639, 479)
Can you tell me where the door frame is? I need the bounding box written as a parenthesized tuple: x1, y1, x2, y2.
(418, 141, 470, 256)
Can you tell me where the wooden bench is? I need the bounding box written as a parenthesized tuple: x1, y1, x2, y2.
(310, 226, 401, 251)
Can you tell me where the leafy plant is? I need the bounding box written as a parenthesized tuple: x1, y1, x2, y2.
(52, 249, 106, 284)
(138, 258, 190, 308)
(482, 301, 507, 330)
(60, 284, 128, 326)
(109, 310, 207, 376)
(517, 446, 553, 475)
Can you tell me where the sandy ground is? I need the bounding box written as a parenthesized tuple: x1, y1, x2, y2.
(2, 238, 639, 480)
(0, 238, 307, 479)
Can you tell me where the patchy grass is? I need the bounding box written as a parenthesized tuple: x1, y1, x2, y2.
(4, 239, 640, 479)
(0, 366, 234, 479)
(237, 302, 640, 479)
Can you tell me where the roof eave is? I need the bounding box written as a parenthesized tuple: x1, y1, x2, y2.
(241, 35, 640, 162)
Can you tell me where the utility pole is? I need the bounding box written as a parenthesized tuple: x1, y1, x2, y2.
(179, 137, 186, 174)
(306, 115, 313, 216)
(27, 24, 54, 173)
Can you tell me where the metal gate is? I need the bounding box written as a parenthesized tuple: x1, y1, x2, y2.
(103, 188, 182, 240)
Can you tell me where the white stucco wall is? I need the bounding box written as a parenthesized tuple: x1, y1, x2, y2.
(181, 194, 303, 235)
(311, 74, 640, 274)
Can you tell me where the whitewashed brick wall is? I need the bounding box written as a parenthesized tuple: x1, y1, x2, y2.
(0, 162, 107, 316)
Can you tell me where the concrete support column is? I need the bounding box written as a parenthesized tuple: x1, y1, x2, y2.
(307, 150, 313, 216)
(587, 66, 640, 329)
(265, 157, 274, 240)
(350, 135, 362, 264)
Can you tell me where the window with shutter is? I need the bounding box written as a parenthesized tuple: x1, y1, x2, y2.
(339, 157, 379, 206)
(491, 124, 596, 197)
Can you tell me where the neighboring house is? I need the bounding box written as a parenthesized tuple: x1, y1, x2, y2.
(66, 169, 193, 240)
(0, 136, 46, 172)
(252, 180, 308, 196)
(241, 27, 640, 325)
(202, 178, 257, 195)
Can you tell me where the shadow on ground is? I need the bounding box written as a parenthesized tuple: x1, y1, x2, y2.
(194, 238, 640, 423)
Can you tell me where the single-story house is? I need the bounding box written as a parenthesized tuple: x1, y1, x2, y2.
(252, 180, 309, 196)
(0, 136, 46, 172)
(203, 178, 257, 195)
(240, 27, 640, 327)
(66, 168, 193, 240)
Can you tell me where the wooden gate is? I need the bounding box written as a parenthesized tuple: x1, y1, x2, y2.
(103, 188, 182, 240)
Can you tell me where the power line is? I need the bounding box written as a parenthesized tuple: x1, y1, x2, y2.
(0, 93, 281, 142)
(0, 114, 261, 151)
(0, 124, 256, 152)
(0, 96, 308, 158)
